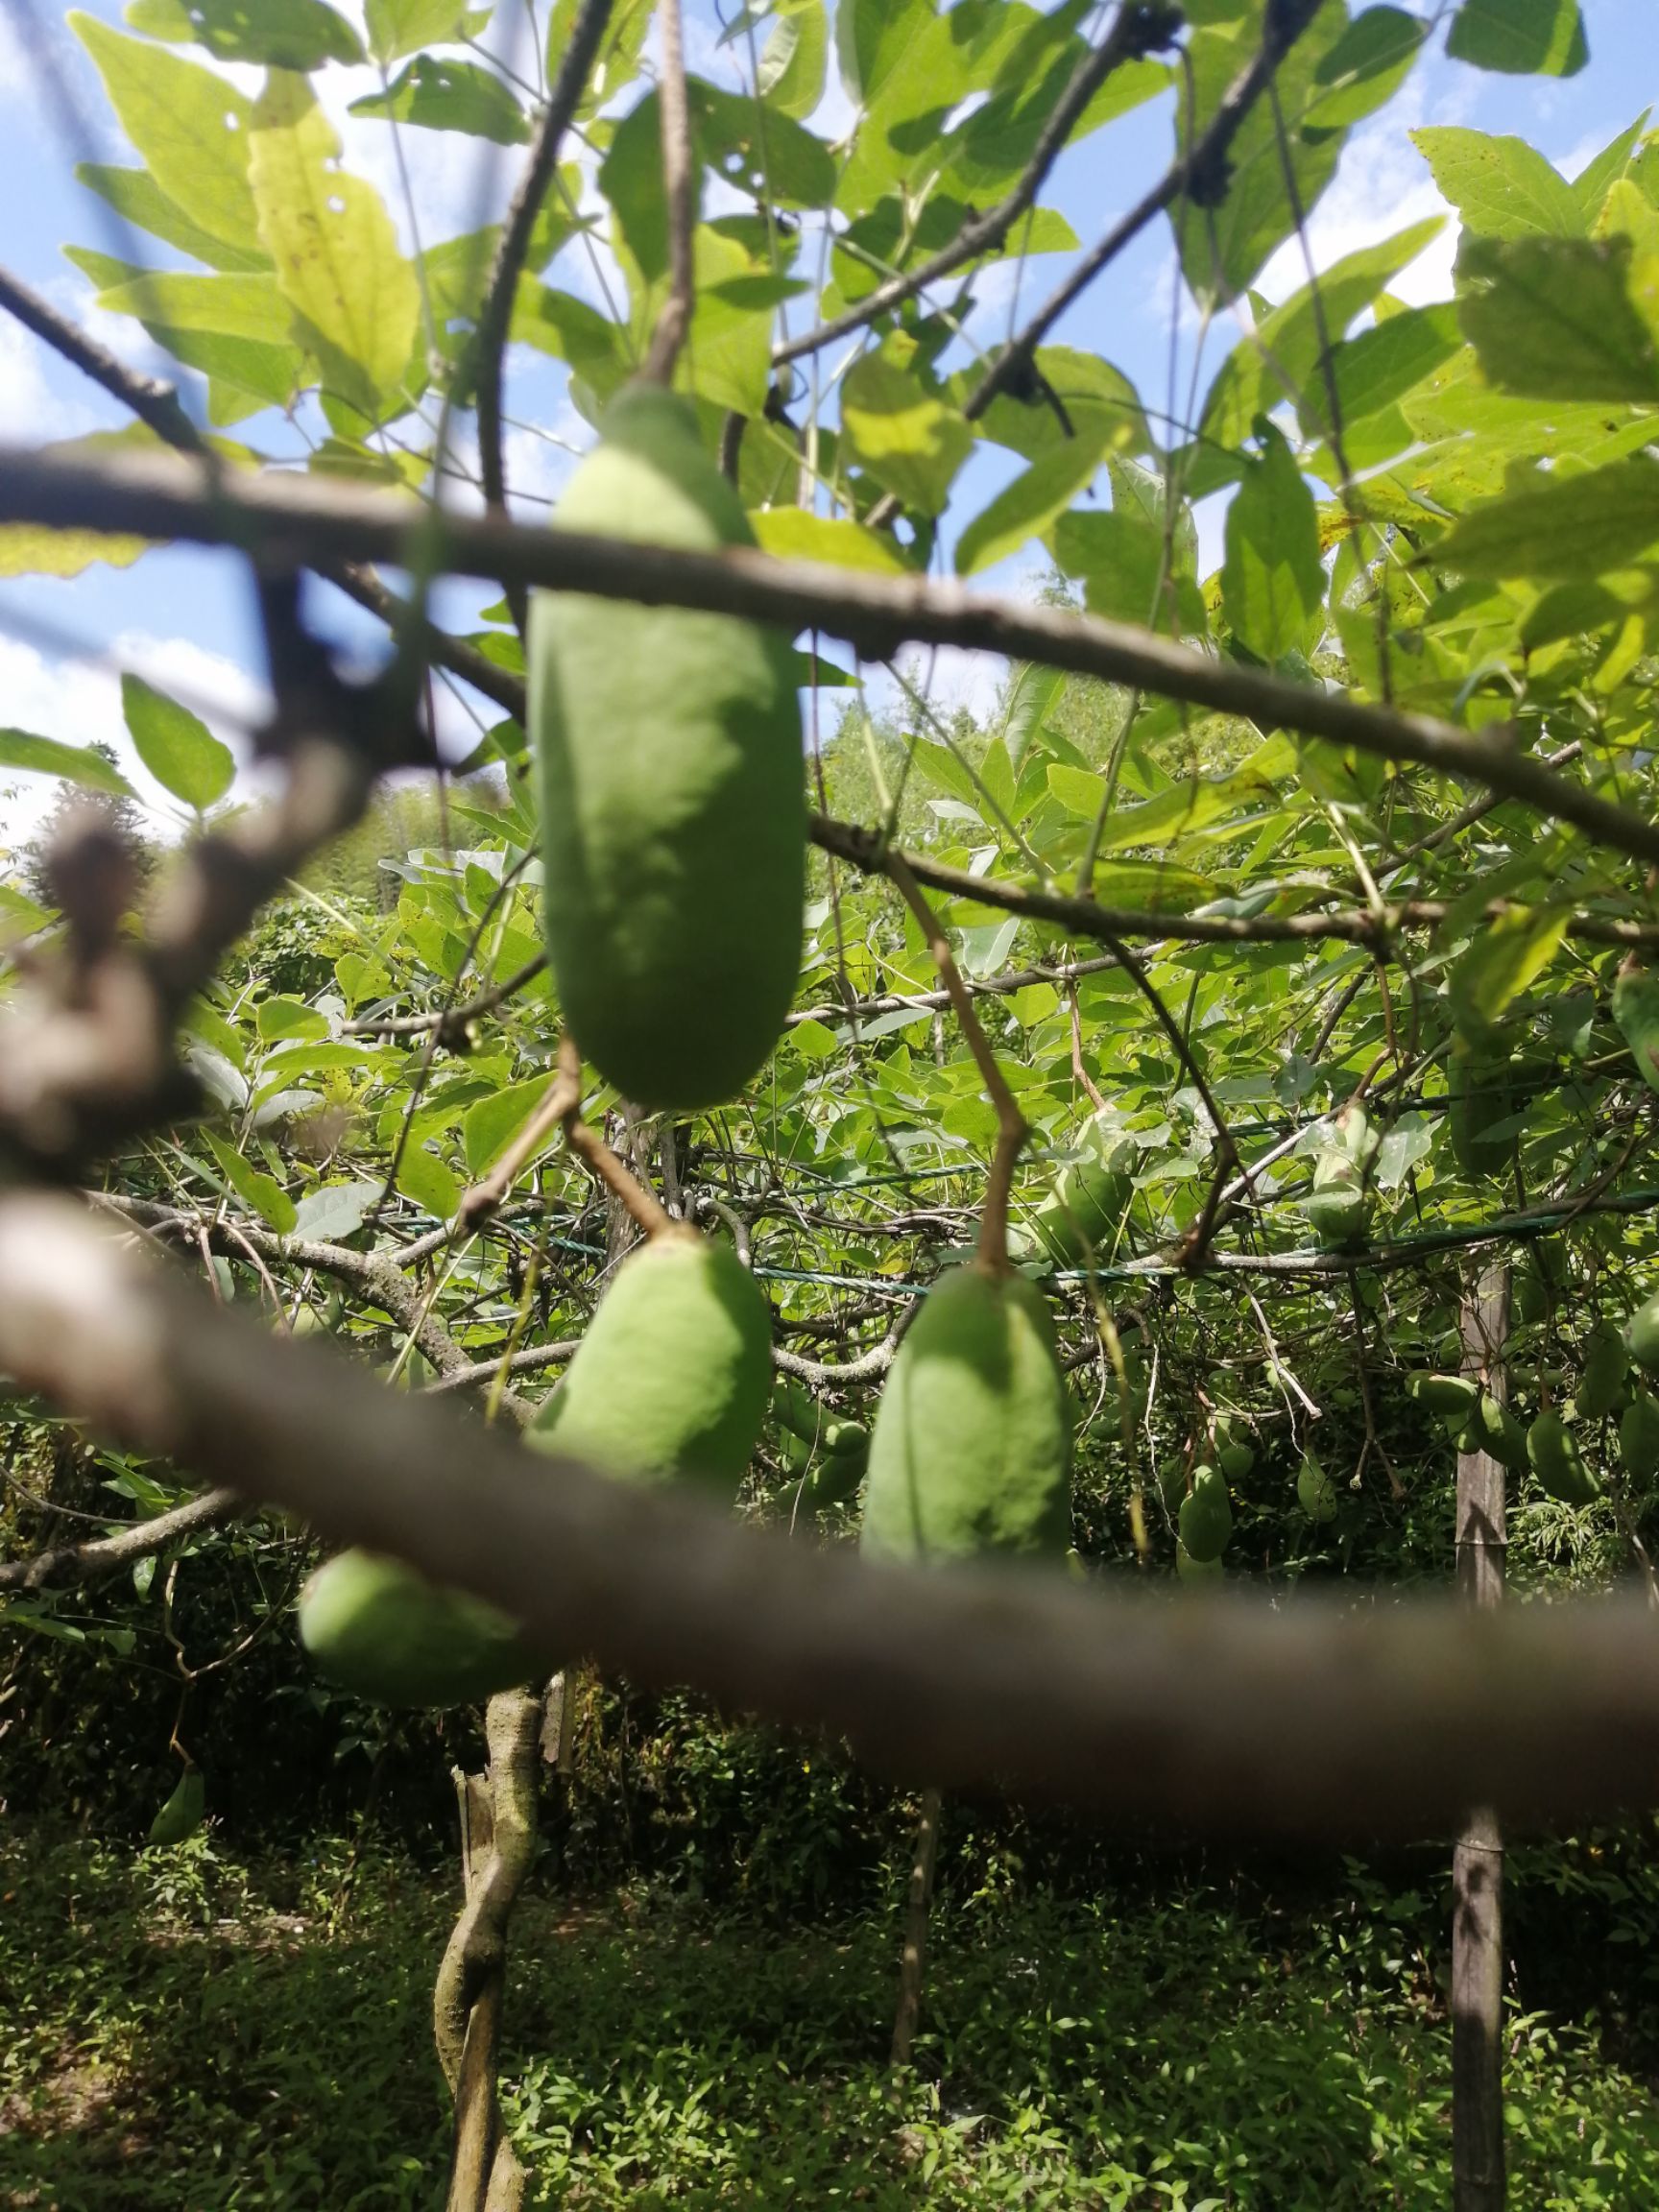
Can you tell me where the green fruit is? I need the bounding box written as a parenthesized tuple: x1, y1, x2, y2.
(1527, 1410, 1601, 1507)
(1408, 1372, 1480, 1427)
(800, 1444, 869, 1514)
(1302, 1182, 1369, 1249)
(1612, 963, 1659, 1095)
(1620, 1391, 1659, 1480)
(824, 1418, 868, 1456)
(1210, 1409, 1249, 1456)
(1217, 1440, 1256, 1480)
(529, 1233, 772, 1501)
(1448, 1037, 1521, 1179)
(1026, 1157, 1132, 1268)
(1177, 1463, 1232, 1563)
(1157, 1459, 1188, 1517)
(1297, 1452, 1337, 1524)
(299, 1552, 535, 1709)
(775, 1426, 813, 1478)
(148, 1768, 205, 1846)
(774, 1374, 820, 1443)
(1628, 1293, 1659, 1374)
(1470, 1393, 1527, 1473)
(860, 1267, 1071, 1564)
(529, 384, 805, 1110)
(1577, 1321, 1629, 1420)
(1175, 1543, 1224, 1585)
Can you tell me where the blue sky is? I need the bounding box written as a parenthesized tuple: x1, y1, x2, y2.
(0, 0, 1650, 841)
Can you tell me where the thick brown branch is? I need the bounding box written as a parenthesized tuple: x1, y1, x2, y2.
(13, 1193, 1659, 1843)
(0, 1483, 242, 1593)
(5, 444, 1653, 868)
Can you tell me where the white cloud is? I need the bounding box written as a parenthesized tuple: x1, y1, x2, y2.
(0, 318, 95, 445)
(0, 628, 269, 851)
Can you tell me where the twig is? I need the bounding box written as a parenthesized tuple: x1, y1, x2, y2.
(640, 0, 695, 387)
(0, 1484, 242, 1592)
(888, 854, 1026, 1274)
(8, 445, 1657, 871)
(773, 2, 1178, 368)
(15, 1191, 1659, 1841)
(343, 952, 551, 1042)
(963, 0, 1326, 425)
(471, 0, 615, 629)
(553, 1035, 679, 1240)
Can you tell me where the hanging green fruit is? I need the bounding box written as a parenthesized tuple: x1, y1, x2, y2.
(1177, 1462, 1233, 1563)
(1576, 1320, 1629, 1421)
(1297, 1451, 1337, 1523)
(299, 1552, 536, 1710)
(1465, 1392, 1527, 1473)
(860, 1267, 1072, 1564)
(1211, 1407, 1255, 1479)
(1017, 1152, 1132, 1269)
(529, 383, 805, 1110)
(1407, 1372, 1480, 1431)
(1620, 1392, 1659, 1481)
(147, 1767, 205, 1846)
(1612, 959, 1659, 1095)
(1447, 1034, 1522, 1180)
(1175, 1543, 1224, 1584)
(529, 1232, 772, 1501)
(1527, 1410, 1601, 1507)
(1626, 1292, 1659, 1374)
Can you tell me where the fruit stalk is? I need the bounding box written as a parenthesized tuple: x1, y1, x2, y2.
(888, 854, 1027, 1275)
(640, 0, 695, 387)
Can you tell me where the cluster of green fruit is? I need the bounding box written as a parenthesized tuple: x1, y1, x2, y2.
(1400, 1292, 1659, 1509)
(772, 1375, 868, 1515)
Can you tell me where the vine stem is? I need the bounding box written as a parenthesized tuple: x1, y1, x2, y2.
(641, 0, 695, 386)
(887, 854, 1027, 1275)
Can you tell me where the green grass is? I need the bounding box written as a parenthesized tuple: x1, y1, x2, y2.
(3, 1829, 1657, 2209)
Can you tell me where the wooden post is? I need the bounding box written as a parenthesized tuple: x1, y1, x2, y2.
(890, 1786, 943, 2069)
(1454, 1262, 1509, 2212)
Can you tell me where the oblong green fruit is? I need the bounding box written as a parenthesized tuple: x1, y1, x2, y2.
(1448, 1037, 1521, 1179)
(1408, 1372, 1479, 1426)
(299, 1551, 535, 1709)
(801, 1443, 869, 1514)
(1175, 1543, 1224, 1585)
(1177, 1463, 1232, 1563)
(1527, 1410, 1601, 1507)
(1627, 1293, 1659, 1374)
(148, 1768, 205, 1846)
(1026, 1156, 1132, 1268)
(824, 1418, 868, 1456)
(1612, 963, 1659, 1095)
(1217, 1440, 1256, 1480)
(529, 384, 805, 1110)
(1471, 1393, 1527, 1473)
(1620, 1391, 1659, 1480)
(860, 1266, 1071, 1564)
(1577, 1321, 1629, 1421)
(529, 1233, 772, 1501)
(1302, 1182, 1369, 1249)
(774, 1374, 821, 1445)
(1297, 1452, 1337, 1523)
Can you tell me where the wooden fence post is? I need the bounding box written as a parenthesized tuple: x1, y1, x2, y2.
(1454, 1260, 1509, 2212)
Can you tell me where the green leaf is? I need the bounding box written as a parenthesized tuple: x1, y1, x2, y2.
(1324, 302, 1461, 426)
(256, 996, 330, 1044)
(1222, 423, 1326, 662)
(397, 1144, 461, 1220)
(546, 0, 650, 118)
(759, 0, 828, 120)
(1450, 906, 1572, 1037)
(1410, 126, 1583, 238)
(1446, 0, 1587, 77)
(841, 343, 972, 517)
(963, 348, 1149, 465)
(365, 0, 465, 63)
(75, 164, 272, 273)
(204, 1130, 297, 1235)
(1456, 233, 1659, 403)
(510, 286, 630, 401)
(71, 13, 263, 257)
(1305, 7, 1426, 131)
(121, 675, 234, 810)
(956, 436, 1106, 578)
(751, 509, 908, 573)
(349, 55, 529, 143)
(464, 1078, 555, 1177)
(1052, 511, 1203, 632)
(291, 1180, 379, 1241)
(126, 0, 364, 67)
(0, 731, 137, 796)
(86, 265, 293, 343)
(1431, 454, 1659, 580)
(1574, 113, 1653, 227)
(249, 72, 421, 422)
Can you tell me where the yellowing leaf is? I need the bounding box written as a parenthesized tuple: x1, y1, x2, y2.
(248, 73, 420, 422)
(71, 13, 262, 256)
(751, 510, 908, 573)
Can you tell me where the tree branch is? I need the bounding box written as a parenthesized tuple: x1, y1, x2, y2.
(12, 1192, 1659, 1842)
(0, 1483, 242, 1593)
(6, 444, 1653, 869)
(640, 0, 695, 387)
